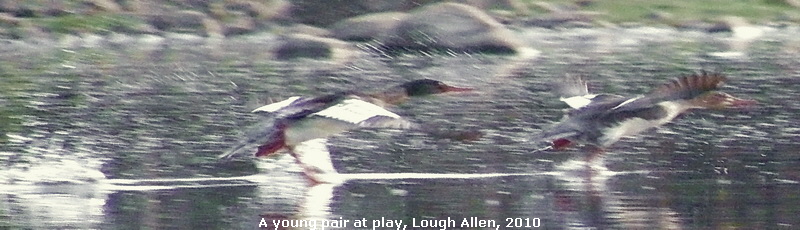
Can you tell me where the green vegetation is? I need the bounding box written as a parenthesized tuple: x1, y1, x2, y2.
(33, 13, 142, 34)
(526, 0, 800, 24)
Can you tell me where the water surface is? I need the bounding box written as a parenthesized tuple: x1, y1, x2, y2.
(1, 27, 799, 229)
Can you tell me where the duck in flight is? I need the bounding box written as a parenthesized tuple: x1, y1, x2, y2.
(219, 79, 475, 184)
(536, 71, 756, 156)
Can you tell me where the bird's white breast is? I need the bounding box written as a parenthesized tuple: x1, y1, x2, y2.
(599, 101, 689, 146)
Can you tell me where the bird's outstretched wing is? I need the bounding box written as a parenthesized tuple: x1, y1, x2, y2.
(555, 74, 590, 98)
(648, 71, 726, 102)
(555, 74, 624, 109)
(218, 119, 281, 159)
(252, 96, 303, 113)
(254, 93, 339, 116)
(599, 72, 727, 113)
(311, 97, 418, 129)
(555, 74, 593, 109)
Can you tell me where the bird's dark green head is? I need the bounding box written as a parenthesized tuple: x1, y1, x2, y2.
(399, 79, 473, 97)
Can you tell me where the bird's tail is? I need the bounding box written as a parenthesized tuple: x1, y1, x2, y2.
(218, 141, 251, 160)
(530, 123, 582, 153)
(218, 119, 285, 160)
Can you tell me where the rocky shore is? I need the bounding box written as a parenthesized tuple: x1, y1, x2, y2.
(1, 0, 798, 59)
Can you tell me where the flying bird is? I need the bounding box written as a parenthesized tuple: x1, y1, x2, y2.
(536, 72, 756, 156)
(220, 79, 476, 183)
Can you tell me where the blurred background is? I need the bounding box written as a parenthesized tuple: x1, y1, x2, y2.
(2, 0, 800, 229)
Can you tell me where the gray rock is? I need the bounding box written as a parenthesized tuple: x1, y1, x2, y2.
(84, 0, 122, 13)
(0, 0, 18, 13)
(223, 12, 256, 36)
(707, 22, 734, 33)
(273, 34, 333, 59)
(148, 10, 208, 34)
(284, 24, 331, 37)
(378, 2, 521, 54)
(521, 12, 598, 29)
(124, 0, 166, 13)
(0, 0, 36, 17)
(203, 16, 224, 38)
(272, 34, 356, 61)
(290, 0, 419, 26)
(226, 0, 291, 20)
(674, 20, 722, 32)
(181, 0, 214, 9)
(531, 1, 579, 13)
(0, 12, 21, 26)
(330, 12, 408, 41)
(709, 16, 754, 34)
(42, 0, 71, 16)
(455, 0, 529, 13)
(290, 0, 530, 27)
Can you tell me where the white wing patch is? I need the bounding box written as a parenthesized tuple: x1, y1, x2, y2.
(252, 96, 302, 113)
(610, 95, 644, 110)
(560, 94, 598, 109)
(312, 98, 401, 125)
